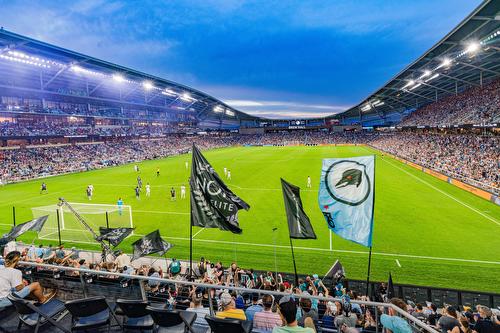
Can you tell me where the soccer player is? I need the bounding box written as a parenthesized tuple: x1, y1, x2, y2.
(146, 183, 151, 197)
(40, 182, 47, 194)
(117, 198, 124, 216)
(86, 185, 92, 200)
(135, 186, 140, 200)
(180, 185, 186, 199)
(307, 176, 312, 188)
(185, 161, 188, 170)
(156, 167, 160, 177)
(224, 167, 227, 177)
(227, 169, 231, 180)
(170, 187, 176, 201)
(137, 175, 142, 188)
(134, 164, 138, 172)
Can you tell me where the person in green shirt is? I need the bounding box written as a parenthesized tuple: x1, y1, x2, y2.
(273, 295, 315, 333)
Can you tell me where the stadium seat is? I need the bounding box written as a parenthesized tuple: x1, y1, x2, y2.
(116, 299, 154, 331)
(146, 306, 198, 333)
(204, 315, 253, 333)
(7, 293, 70, 333)
(64, 296, 121, 332)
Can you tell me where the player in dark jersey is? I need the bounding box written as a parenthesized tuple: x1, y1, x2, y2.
(170, 187, 176, 201)
(40, 182, 47, 194)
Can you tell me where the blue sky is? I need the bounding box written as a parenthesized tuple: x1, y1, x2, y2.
(0, 0, 480, 118)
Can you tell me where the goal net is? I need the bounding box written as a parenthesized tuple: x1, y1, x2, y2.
(33, 202, 133, 245)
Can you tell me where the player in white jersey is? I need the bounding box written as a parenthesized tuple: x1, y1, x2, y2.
(307, 176, 311, 188)
(185, 161, 189, 170)
(227, 170, 231, 180)
(146, 183, 151, 197)
(224, 167, 227, 177)
(180, 185, 186, 199)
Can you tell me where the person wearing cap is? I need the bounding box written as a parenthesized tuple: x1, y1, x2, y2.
(187, 287, 210, 331)
(216, 291, 247, 320)
(334, 296, 357, 329)
(273, 295, 314, 332)
(245, 293, 263, 321)
(380, 298, 412, 333)
(0, 251, 56, 308)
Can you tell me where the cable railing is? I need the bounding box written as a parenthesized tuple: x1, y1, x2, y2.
(14, 260, 440, 333)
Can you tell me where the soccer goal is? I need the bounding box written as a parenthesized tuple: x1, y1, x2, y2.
(33, 202, 133, 245)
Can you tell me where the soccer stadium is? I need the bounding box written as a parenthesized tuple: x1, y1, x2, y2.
(0, 1, 499, 332)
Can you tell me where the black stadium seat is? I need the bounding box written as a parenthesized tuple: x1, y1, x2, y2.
(116, 299, 154, 332)
(146, 306, 197, 333)
(7, 293, 70, 333)
(64, 296, 121, 332)
(204, 315, 253, 333)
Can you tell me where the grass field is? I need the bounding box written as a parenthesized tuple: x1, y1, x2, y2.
(1, 145, 499, 293)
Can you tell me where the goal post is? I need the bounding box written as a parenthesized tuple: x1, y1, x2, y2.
(32, 202, 133, 245)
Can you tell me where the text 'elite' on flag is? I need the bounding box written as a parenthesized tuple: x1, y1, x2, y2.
(190, 144, 250, 234)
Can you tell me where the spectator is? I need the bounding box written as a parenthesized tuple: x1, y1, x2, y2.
(437, 306, 460, 333)
(380, 298, 412, 333)
(114, 250, 131, 269)
(246, 293, 263, 321)
(273, 295, 315, 333)
(334, 297, 357, 328)
(473, 306, 499, 333)
(186, 287, 210, 331)
(216, 292, 247, 320)
(254, 294, 282, 331)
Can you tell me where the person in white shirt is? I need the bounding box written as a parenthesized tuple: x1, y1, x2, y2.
(227, 170, 231, 180)
(180, 185, 186, 199)
(114, 250, 131, 270)
(224, 167, 227, 177)
(0, 251, 56, 308)
(3, 240, 16, 257)
(146, 183, 151, 197)
(307, 176, 312, 188)
(185, 161, 189, 170)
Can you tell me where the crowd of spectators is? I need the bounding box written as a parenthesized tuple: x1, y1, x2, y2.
(2, 243, 499, 332)
(401, 79, 500, 127)
(370, 133, 500, 193)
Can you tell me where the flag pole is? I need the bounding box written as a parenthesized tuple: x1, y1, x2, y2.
(366, 154, 376, 297)
(289, 237, 299, 286)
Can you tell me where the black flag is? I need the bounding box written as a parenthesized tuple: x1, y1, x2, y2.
(131, 230, 172, 261)
(281, 178, 316, 239)
(98, 227, 134, 247)
(387, 272, 395, 299)
(0, 215, 48, 245)
(190, 144, 250, 234)
(323, 259, 345, 283)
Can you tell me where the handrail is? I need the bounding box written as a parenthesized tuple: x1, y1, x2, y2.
(18, 260, 440, 333)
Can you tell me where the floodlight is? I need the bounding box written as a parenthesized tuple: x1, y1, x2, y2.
(465, 41, 480, 54)
(113, 74, 125, 83)
(143, 81, 154, 90)
(441, 58, 451, 67)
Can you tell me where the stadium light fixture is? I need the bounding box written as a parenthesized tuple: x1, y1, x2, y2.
(360, 104, 372, 112)
(213, 105, 224, 113)
(409, 83, 422, 91)
(465, 41, 480, 54)
(373, 100, 384, 107)
(439, 58, 452, 69)
(1, 53, 51, 68)
(180, 93, 194, 102)
(143, 81, 154, 90)
(112, 74, 125, 83)
(425, 73, 439, 82)
(401, 79, 415, 90)
(162, 89, 177, 97)
(226, 109, 235, 116)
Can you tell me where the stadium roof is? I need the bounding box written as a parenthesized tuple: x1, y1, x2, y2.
(0, 28, 257, 121)
(338, 0, 500, 120)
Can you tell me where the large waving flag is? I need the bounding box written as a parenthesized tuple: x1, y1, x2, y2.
(0, 215, 48, 245)
(190, 144, 250, 234)
(318, 155, 375, 247)
(98, 227, 134, 247)
(281, 178, 316, 239)
(131, 230, 173, 261)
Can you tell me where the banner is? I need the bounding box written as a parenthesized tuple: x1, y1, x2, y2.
(0, 215, 48, 245)
(319, 155, 375, 247)
(131, 230, 172, 261)
(323, 259, 345, 283)
(190, 144, 250, 234)
(387, 272, 395, 300)
(98, 227, 134, 247)
(281, 178, 316, 239)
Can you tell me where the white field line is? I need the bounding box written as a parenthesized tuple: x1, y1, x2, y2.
(129, 233, 500, 265)
(94, 182, 317, 192)
(0, 189, 67, 207)
(396, 259, 402, 268)
(370, 149, 500, 226)
(192, 228, 206, 239)
(134, 210, 189, 215)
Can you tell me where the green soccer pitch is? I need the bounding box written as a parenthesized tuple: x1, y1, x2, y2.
(1, 145, 499, 292)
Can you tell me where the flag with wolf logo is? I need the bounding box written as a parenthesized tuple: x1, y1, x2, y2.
(281, 178, 316, 239)
(131, 230, 171, 260)
(98, 227, 134, 247)
(190, 144, 250, 234)
(0, 215, 48, 245)
(319, 155, 375, 247)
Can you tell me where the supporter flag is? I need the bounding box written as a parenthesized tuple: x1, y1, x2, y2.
(98, 227, 134, 247)
(190, 144, 250, 234)
(0, 215, 48, 245)
(281, 178, 316, 239)
(323, 259, 345, 283)
(318, 156, 375, 247)
(131, 230, 172, 261)
(387, 272, 395, 300)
